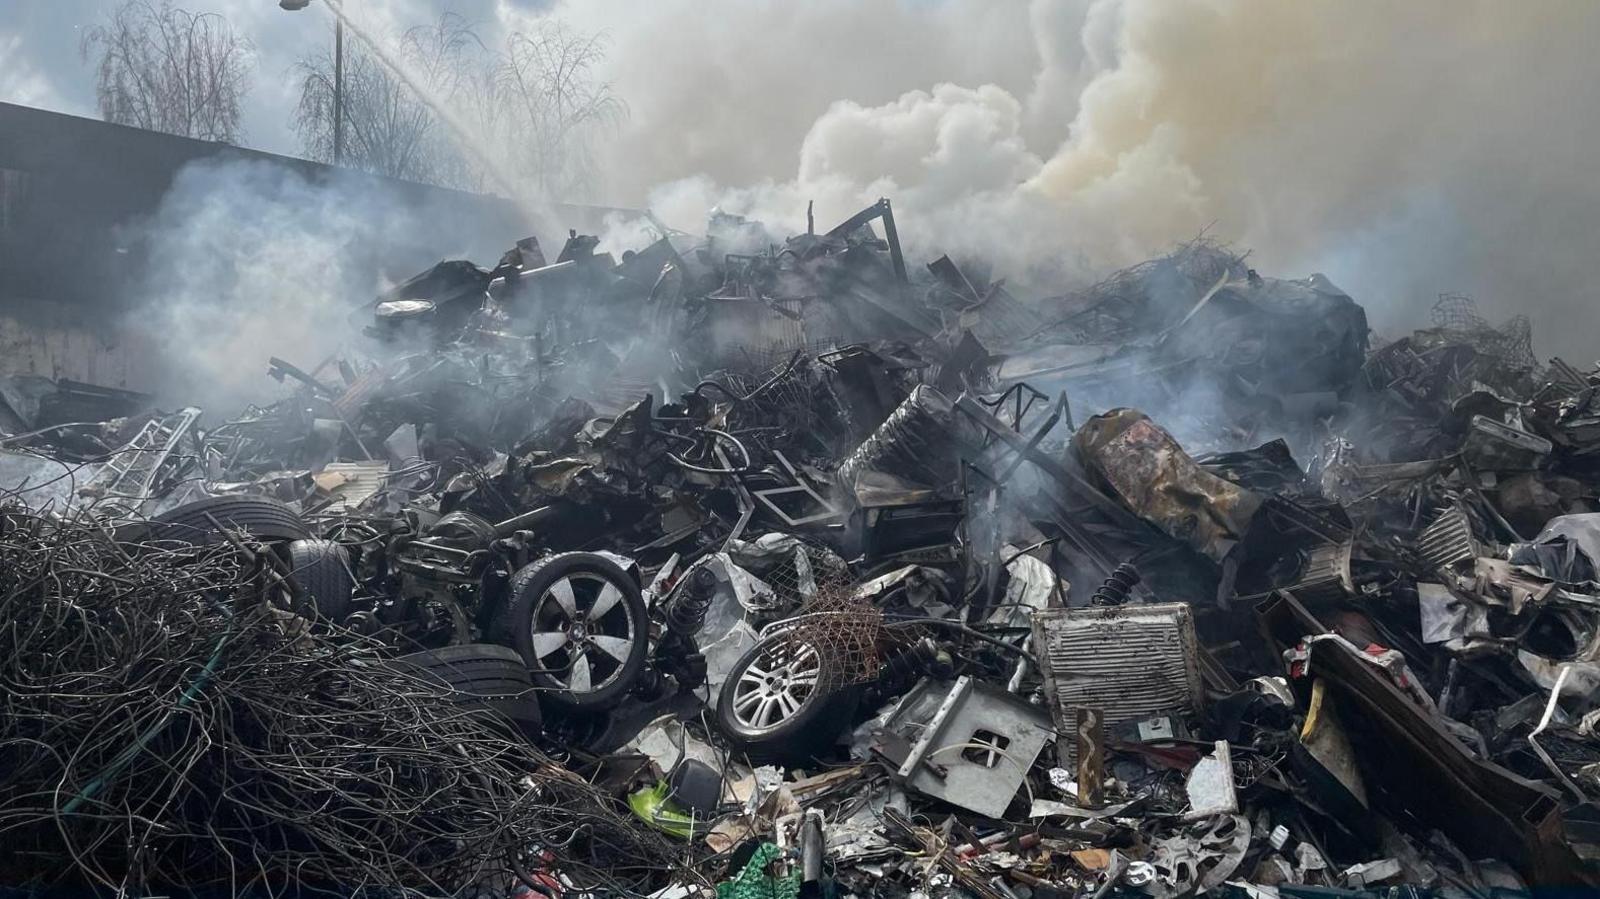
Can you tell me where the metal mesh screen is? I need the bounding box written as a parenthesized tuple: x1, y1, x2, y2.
(766, 541, 883, 686)
(1430, 293, 1537, 371)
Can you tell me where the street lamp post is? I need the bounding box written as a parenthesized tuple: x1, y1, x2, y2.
(333, 15, 343, 165)
(280, 0, 343, 166)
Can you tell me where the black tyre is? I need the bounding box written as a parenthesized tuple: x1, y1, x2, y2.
(286, 539, 355, 621)
(493, 552, 647, 710)
(388, 644, 542, 738)
(150, 495, 311, 545)
(715, 631, 861, 765)
(392, 643, 528, 670)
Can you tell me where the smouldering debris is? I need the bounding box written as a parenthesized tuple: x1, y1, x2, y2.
(3, 201, 1600, 895)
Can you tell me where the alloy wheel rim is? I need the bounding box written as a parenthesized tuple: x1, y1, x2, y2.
(528, 572, 635, 694)
(730, 638, 823, 732)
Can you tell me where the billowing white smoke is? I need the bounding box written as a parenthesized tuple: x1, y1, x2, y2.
(114, 0, 1600, 403)
(643, 83, 1064, 275)
(537, 0, 1600, 359)
(131, 158, 529, 410)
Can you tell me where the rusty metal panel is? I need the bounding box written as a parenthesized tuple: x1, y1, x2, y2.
(1073, 408, 1262, 563)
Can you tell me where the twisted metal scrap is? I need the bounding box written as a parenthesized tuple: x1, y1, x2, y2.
(0, 508, 678, 896)
(781, 551, 882, 687)
(1430, 293, 1538, 372)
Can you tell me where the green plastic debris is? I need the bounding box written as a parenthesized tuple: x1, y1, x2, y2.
(628, 781, 700, 839)
(717, 842, 799, 899)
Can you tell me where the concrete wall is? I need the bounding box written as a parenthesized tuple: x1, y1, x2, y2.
(0, 297, 159, 390)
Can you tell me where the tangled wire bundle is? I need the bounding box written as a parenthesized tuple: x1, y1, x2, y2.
(0, 509, 678, 896)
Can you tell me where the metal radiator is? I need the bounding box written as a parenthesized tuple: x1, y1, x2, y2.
(1031, 603, 1202, 755)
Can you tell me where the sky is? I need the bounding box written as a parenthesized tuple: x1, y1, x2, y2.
(6, 1, 1600, 362)
(0, 0, 550, 157)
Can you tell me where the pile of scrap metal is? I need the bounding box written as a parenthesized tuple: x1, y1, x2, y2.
(5, 199, 1600, 897)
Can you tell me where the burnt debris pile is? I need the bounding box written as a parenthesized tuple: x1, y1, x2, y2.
(4, 199, 1600, 896)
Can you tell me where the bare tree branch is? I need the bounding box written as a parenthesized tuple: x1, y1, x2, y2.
(290, 12, 625, 199)
(293, 13, 486, 188)
(492, 22, 626, 200)
(80, 0, 254, 143)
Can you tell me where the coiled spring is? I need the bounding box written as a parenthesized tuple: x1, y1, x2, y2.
(666, 565, 717, 635)
(1091, 562, 1140, 606)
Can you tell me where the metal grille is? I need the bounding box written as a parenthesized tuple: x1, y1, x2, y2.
(720, 339, 842, 376)
(754, 536, 853, 611)
(1417, 504, 1479, 572)
(713, 356, 851, 456)
(1031, 603, 1201, 755)
(721, 366, 819, 432)
(760, 545, 881, 686)
(1430, 294, 1537, 372)
(770, 609, 882, 688)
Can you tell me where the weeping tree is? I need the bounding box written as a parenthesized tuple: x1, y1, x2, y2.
(81, 0, 254, 143)
(292, 13, 489, 187)
(291, 12, 625, 198)
(491, 22, 626, 201)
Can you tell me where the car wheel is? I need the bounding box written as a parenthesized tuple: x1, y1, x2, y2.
(715, 631, 860, 764)
(286, 538, 355, 621)
(494, 552, 648, 710)
(148, 495, 311, 545)
(386, 644, 542, 739)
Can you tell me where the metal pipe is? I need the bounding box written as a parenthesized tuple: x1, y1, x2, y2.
(333, 17, 344, 165)
(493, 505, 558, 537)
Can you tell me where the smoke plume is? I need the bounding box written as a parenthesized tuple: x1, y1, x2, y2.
(131, 158, 529, 410)
(116, 0, 1600, 407)
(543, 0, 1600, 360)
